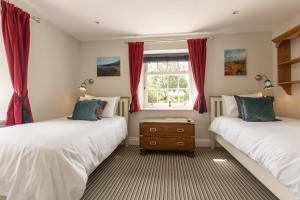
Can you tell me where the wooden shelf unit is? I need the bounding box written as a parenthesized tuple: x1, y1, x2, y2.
(272, 25, 300, 95)
(272, 25, 300, 47)
(278, 57, 300, 66)
(278, 80, 300, 85)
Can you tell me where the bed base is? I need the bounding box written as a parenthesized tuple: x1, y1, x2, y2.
(210, 96, 295, 200)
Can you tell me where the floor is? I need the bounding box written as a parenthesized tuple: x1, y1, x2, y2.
(81, 146, 278, 200)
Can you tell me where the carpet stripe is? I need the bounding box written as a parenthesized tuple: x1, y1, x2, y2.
(81, 146, 279, 200)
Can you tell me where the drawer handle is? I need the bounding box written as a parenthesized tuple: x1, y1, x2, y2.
(149, 128, 157, 133)
(176, 128, 184, 133)
(177, 141, 185, 146)
(149, 140, 157, 145)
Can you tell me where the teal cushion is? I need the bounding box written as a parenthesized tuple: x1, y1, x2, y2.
(72, 100, 100, 121)
(239, 96, 275, 122)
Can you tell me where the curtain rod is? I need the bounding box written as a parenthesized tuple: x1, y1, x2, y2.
(0, 4, 41, 23)
(124, 36, 215, 44)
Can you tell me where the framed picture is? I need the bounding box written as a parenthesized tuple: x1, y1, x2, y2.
(224, 49, 247, 76)
(97, 56, 121, 76)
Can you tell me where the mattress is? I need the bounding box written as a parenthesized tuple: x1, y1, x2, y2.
(209, 116, 300, 200)
(0, 116, 127, 200)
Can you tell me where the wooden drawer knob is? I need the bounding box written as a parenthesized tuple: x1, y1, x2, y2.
(149, 128, 157, 133)
(176, 128, 184, 133)
(149, 140, 157, 145)
(176, 141, 185, 146)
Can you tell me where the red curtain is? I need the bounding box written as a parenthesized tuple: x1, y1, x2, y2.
(1, 0, 33, 125)
(187, 39, 207, 113)
(128, 42, 144, 113)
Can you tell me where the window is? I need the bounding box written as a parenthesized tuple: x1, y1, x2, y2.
(142, 53, 194, 109)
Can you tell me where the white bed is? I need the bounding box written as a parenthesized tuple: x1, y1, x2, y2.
(209, 96, 298, 200)
(0, 98, 129, 200)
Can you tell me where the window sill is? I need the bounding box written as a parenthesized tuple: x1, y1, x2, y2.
(140, 108, 194, 111)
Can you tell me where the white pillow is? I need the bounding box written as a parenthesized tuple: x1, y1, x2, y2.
(80, 95, 120, 118)
(222, 92, 262, 117)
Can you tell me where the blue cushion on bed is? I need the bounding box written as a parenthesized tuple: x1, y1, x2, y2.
(238, 96, 275, 122)
(72, 100, 100, 121)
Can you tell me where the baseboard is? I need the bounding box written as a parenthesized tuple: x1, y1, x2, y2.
(127, 137, 139, 145)
(195, 138, 211, 147)
(127, 137, 211, 147)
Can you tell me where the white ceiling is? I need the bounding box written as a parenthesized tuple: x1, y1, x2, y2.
(25, 0, 300, 41)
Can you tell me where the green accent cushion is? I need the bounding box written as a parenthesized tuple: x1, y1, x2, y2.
(72, 100, 100, 121)
(238, 96, 275, 122)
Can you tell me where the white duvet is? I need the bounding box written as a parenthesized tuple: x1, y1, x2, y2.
(0, 116, 127, 200)
(209, 116, 300, 199)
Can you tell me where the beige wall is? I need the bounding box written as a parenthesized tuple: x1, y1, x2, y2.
(78, 32, 272, 144)
(272, 13, 300, 119)
(28, 20, 80, 121)
(0, 1, 80, 121)
(0, 5, 275, 142)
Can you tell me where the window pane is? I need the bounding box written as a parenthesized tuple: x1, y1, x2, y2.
(147, 62, 157, 73)
(168, 61, 178, 73)
(168, 76, 178, 88)
(144, 56, 191, 108)
(179, 75, 189, 88)
(157, 62, 168, 73)
(178, 61, 188, 72)
(158, 90, 168, 103)
(178, 89, 189, 104)
(147, 90, 157, 103)
(157, 76, 168, 89)
(168, 89, 178, 103)
(147, 75, 158, 89)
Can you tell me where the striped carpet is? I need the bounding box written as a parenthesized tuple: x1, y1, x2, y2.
(81, 146, 278, 200)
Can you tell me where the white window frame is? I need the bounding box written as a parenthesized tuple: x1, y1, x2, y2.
(140, 50, 196, 110)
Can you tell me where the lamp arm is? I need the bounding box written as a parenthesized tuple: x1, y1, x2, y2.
(255, 74, 269, 81)
(82, 78, 94, 85)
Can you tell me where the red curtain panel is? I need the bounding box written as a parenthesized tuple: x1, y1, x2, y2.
(128, 42, 144, 113)
(1, 0, 33, 125)
(187, 39, 207, 113)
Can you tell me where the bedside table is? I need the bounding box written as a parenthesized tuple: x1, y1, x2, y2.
(139, 118, 195, 157)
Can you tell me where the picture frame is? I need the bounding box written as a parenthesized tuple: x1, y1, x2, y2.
(224, 49, 247, 76)
(97, 56, 121, 76)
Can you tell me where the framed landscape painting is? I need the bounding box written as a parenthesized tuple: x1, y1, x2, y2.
(97, 56, 121, 76)
(224, 49, 247, 75)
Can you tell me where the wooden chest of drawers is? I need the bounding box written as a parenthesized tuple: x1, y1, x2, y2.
(139, 118, 195, 157)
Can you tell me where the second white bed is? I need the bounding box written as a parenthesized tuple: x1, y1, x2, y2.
(0, 116, 127, 200)
(209, 116, 300, 200)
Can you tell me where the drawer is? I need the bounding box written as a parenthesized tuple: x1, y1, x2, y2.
(140, 137, 195, 151)
(140, 123, 165, 135)
(140, 123, 194, 137)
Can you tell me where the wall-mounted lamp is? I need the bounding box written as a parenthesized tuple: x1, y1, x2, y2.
(255, 74, 274, 90)
(79, 78, 94, 93)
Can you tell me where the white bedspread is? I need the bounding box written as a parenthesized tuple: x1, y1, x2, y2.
(0, 116, 127, 200)
(209, 116, 300, 200)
